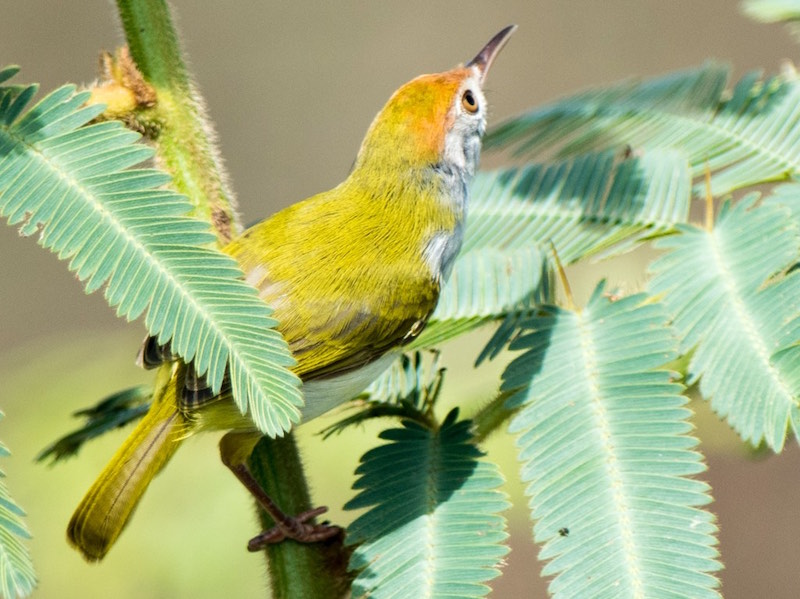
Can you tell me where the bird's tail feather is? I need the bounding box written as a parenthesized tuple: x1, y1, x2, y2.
(68, 362, 188, 561)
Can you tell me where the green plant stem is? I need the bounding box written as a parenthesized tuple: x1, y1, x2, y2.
(113, 2, 344, 596)
(115, 0, 236, 243)
(470, 389, 516, 444)
(248, 436, 351, 599)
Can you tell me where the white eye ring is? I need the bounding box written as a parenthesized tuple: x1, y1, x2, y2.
(461, 89, 479, 114)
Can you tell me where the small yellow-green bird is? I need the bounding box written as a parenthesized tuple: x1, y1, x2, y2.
(68, 25, 516, 561)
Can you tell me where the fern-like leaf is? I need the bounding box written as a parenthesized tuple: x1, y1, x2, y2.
(466, 149, 690, 264)
(321, 352, 444, 437)
(361, 351, 442, 406)
(742, 0, 800, 24)
(503, 285, 720, 597)
(0, 70, 302, 436)
(37, 386, 151, 464)
(766, 180, 800, 224)
(413, 245, 551, 348)
(0, 414, 36, 599)
(346, 410, 509, 599)
(649, 195, 800, 450)
(413, 148, 690, 350)
(488, 62, 800, 196)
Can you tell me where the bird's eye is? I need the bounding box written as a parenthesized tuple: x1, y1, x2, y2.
(461, 89, 478, 113)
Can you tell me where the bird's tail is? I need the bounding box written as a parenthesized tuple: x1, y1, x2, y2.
(68, 362, 189, 561)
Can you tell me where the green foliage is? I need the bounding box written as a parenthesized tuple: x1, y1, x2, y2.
(766, 180, 800, 236)
(413, 245, 551, 348)
(363, 351, 444, 407)
(488, 62, 800, 196)
(649, 196, 800, 450)
(742, 0, 800, 23)
(323, 351, 445, 438)
(346, 410, 509, 599)
(9, 3, 800, 596)
(36, 386, 151, 464)
(413, 147, 693, 362)
(0, 68, 302, 437)
(503, 285, 721, 597)
(0, 414, 35, 599)
(467, 149, 691, 262)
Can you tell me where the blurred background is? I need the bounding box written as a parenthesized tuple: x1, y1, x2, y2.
(1, 1, 799, 597)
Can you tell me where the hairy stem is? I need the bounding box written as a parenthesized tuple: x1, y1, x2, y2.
(470, 389, 517, 444)
(116, 0, 236, 243)
(248, 436, 351, 599)
(114, 1, 344, 595)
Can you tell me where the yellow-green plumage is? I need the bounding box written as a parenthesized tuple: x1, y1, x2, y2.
(229, 171, 454, 379)
(68, 27, 515, 561)
(68, 362, 187, 560)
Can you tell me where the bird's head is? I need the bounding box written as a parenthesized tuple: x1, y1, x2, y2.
(353, 25, 516, 179)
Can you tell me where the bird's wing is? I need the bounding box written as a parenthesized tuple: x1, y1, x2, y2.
(275, 278, 438, 381)
(230, 193, 442, 382)
(140, 193, 441, 409)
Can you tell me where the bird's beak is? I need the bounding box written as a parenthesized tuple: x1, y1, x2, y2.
(466, 25, 517, 84)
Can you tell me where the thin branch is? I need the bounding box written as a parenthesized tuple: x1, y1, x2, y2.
(113, 2, 348, 595)
(116, 0, 236, 242)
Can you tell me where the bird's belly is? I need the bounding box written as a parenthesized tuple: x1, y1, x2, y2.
(194, 353, 398, 433)
(300, 352, 398, 420)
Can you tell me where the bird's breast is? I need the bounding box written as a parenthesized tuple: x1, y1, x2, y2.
(420, 161, 470, 281)
(422, 226, 463, 282)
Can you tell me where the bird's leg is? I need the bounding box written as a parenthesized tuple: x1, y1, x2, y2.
(219, 431, 342, 550)
(229, 462, 340, 550)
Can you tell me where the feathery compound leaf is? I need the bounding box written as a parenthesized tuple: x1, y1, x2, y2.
(413, 245, 551, 349)
(466, 149, 690, 264)
(487, 63, 726, 157)
(0, 416, 36, 598)
(503, 287, 720, 598)
(322, 352, 445, 438)
(346, 412, 509, 599)
(0, 71, 302, 436)
(362, 351, 442, 407)
(649, 195, 800, 450)
(742, 0, 800, 23)
(413, 148, 690, 350)
(0, 67, 20, 87)
(37, 386, 151, 464)
(488, 62, 800, 196)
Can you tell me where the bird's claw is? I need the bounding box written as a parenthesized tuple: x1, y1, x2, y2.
(247, 506, 342, 551)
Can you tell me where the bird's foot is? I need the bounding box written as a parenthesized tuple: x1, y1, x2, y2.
(247, 506, 342, 551)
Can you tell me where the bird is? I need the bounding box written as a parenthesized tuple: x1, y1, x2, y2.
(67, 25, 516, 562)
